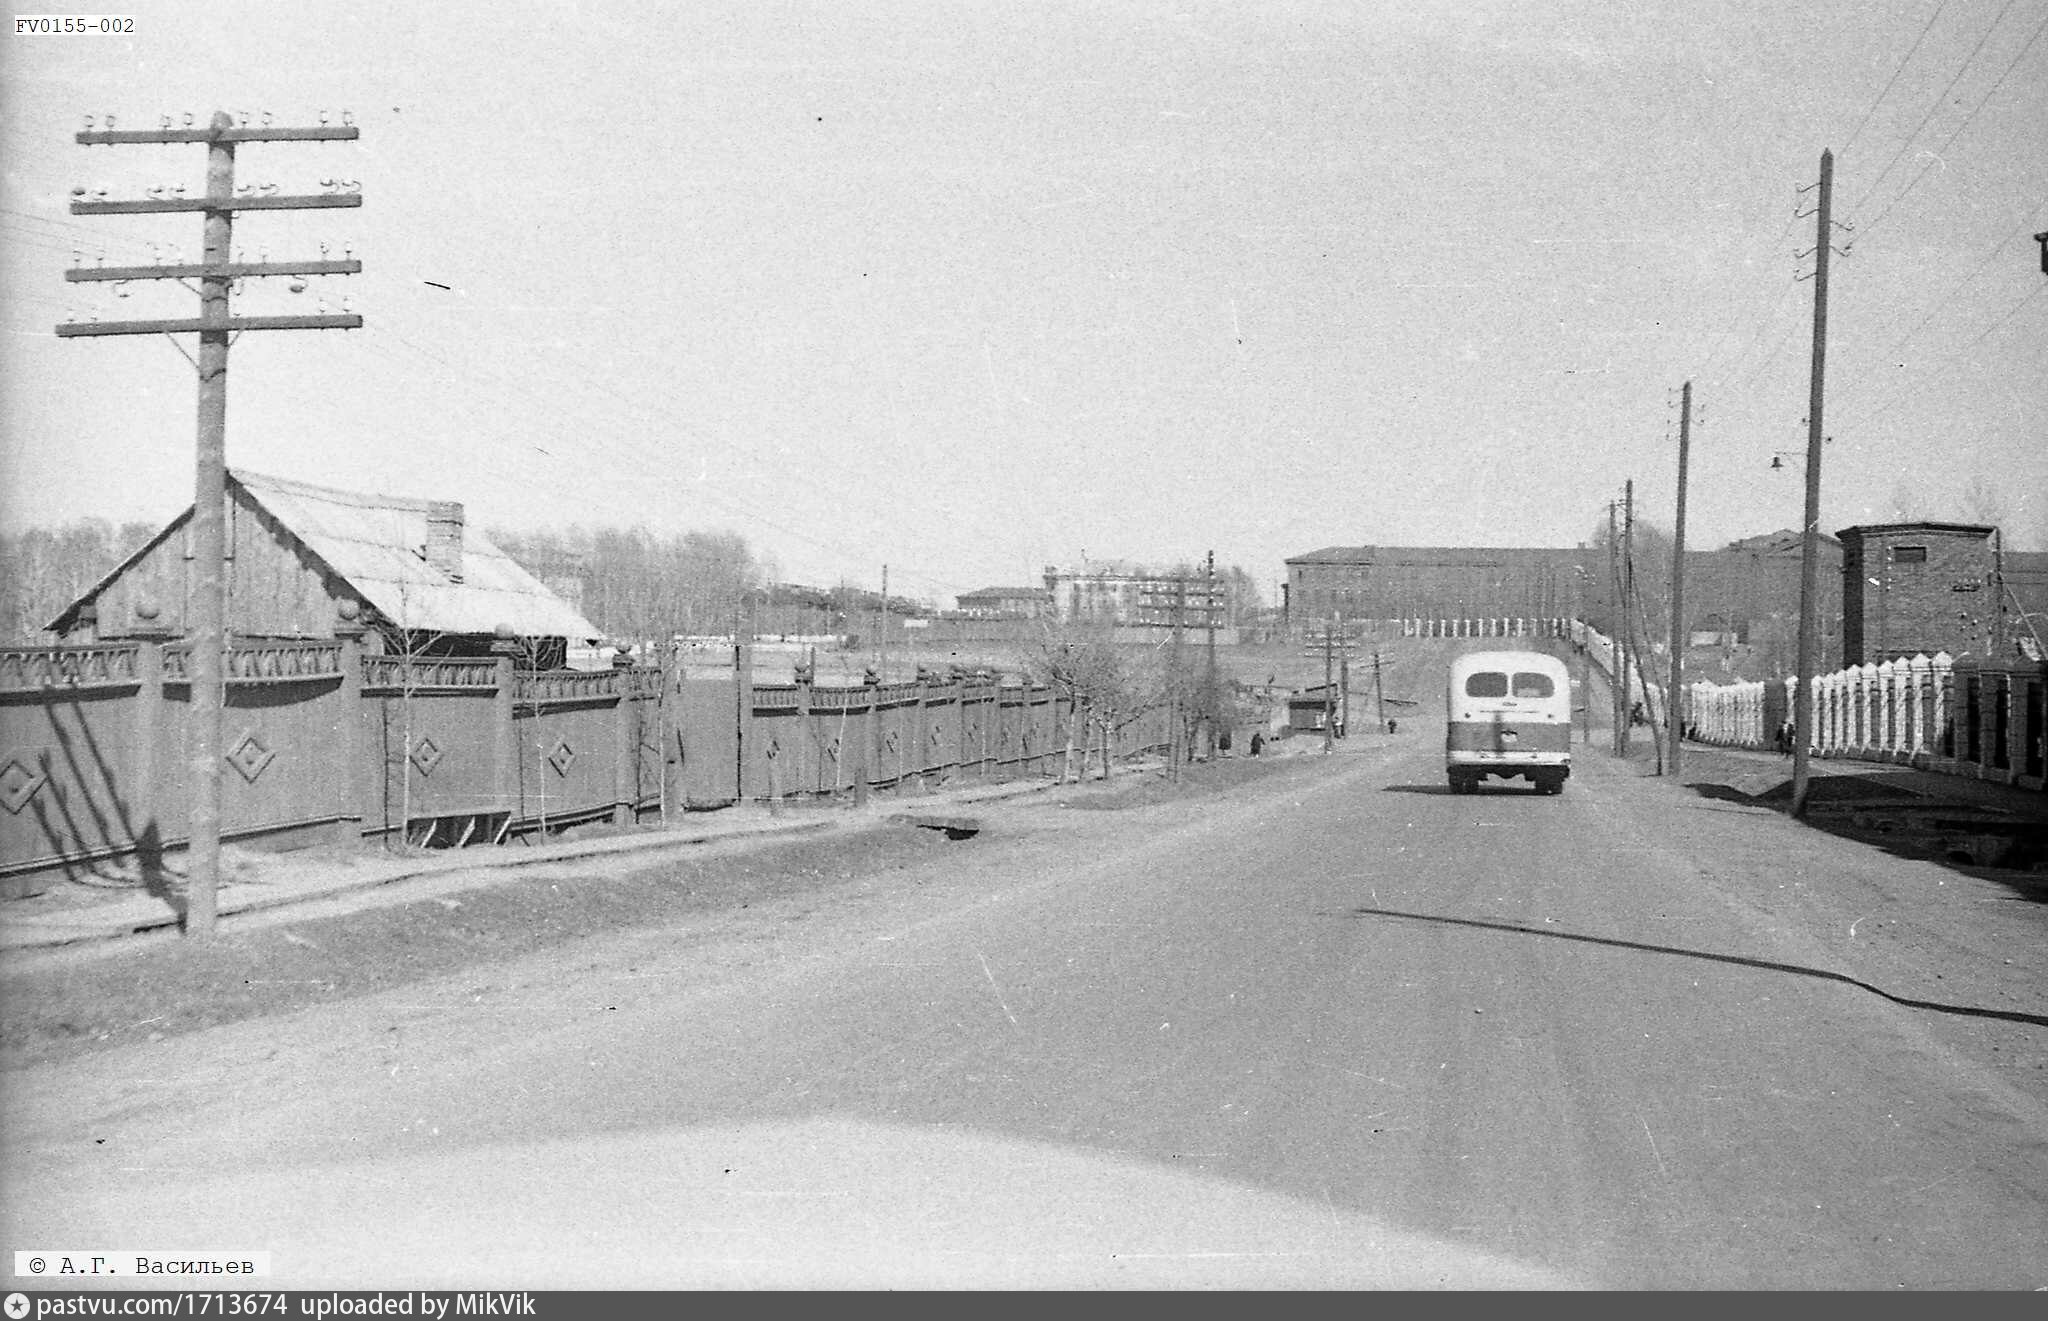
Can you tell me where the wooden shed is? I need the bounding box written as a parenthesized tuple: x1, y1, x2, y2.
(1287, 682, 1345, 736)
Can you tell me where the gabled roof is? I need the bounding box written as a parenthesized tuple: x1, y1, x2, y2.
(959, 586, 1052, 600)
(1286, 546, 1376, 564)
(237, 470, 601, 639)
(1724, 528, 1842, 554)
(49, 469, 601, 641)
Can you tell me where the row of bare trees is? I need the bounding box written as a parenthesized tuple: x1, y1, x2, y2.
(1021, 619, 1244, 781)
(0, 518, 158, 644)
(490, 525, 778, 646)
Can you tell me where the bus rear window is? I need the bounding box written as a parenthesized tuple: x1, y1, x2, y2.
(1464, 672, 1508, 698)
(1512, 673, 1555, 698)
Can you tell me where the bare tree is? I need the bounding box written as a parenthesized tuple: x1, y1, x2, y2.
(1960, 475, 2010, 533)
(0, 517, 157, 643)
(491, 523, 772, 646)
(1887, 482, 1928, 523)
(1022, 618, 1168, 781)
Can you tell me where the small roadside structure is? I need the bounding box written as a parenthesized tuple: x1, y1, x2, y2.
(45, 469, 601, 666)
(1287, 683, 1344, 736)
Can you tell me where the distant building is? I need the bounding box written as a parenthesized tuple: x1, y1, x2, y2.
(1682, 528, 1843, 655)
(954, 586, 1052, 619)
(1283, 545, 1586, 626)
(46, 469, 602, 667)
(1042, 561, 1223, 628)
(1283, 534, 1848, 666)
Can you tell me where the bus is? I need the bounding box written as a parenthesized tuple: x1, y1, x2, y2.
(1445, 649, 1572, 795)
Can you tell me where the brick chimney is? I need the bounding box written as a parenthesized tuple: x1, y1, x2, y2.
(425, 501, 465, 582)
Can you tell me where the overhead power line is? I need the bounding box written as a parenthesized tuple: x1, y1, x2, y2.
(1850, 0, 2021, 217)
(1856, 9, 2048, 241)
(1840, 0, 1953, 160)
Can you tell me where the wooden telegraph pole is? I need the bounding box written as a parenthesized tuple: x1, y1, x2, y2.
(1372, 649, 1385, 733)
(1607, 500, 1627, 754)
(1322, 611, 1335, 755)
(1791, 149, 1834, 820)
(1623, 478, 1665, 775)
(1204, 549, 1218, 759)
(60, 110, 362, 936)
(1667, 381, 1692, 778)
(1171, 572, 1186, 780)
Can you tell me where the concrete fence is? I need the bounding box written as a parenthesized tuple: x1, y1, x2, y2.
(0, 638, 1168, 896)
(1567, 622, 2045, 792)
(1683, 652, 2046, 791)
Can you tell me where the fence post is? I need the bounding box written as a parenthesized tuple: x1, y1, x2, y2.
(132, 639, 164, 871)
(735, 638, 753, 804)
(612, 663, 635, 827)
(1905, 653, 1927, 759)
(914, 672, 930, 790)
(658, 643, 678, 825)
(493, 648, 517, 831)
(856, 671, 875, 806)
(1880, 659, 1901, 757)
(794, 665, 813, 800)
(1931, 652, 1953, 760)
(953, 677, 967, 782)
(333, 630, 362, 847)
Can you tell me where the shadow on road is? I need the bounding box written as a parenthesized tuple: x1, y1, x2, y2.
(1677, 779, 2048, 903)
(1335, 904, 2048, 1029)
(1382, 784, 1552, 797)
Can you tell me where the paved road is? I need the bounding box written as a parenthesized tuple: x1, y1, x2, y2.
(5, 640, 2046, 1288)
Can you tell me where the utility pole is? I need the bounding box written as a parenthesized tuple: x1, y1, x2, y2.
(1204, 550, 1218, 759)
(1322, 611, 1335, 755)
(878, 564, 888, 679)
(60, 110, 361, 937)
(1667, 380, 1692, 777)
(1791, 149, 1834, 819)
(1624, 482, 1639, 749)
(1171, 571, 1186, 778)
(1608, 500, 1628, 755)
(1372, 649, 1385, 732)
(1624, 478, 1664, 774)
(1339, 644, 1349, 739)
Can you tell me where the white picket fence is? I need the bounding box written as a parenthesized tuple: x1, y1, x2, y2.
(1569, 620, 1667, 723)
(1395, 617, 1564, 640)
(1554, 622, 2045, 788)
(1685, 652, 1959, 759)
(1574, 624, 1958, 760)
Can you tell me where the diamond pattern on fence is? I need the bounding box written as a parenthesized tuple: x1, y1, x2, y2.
(0, 754, 49, 814)
(408, 735, 445, 777)
(226, 730, 276, 783)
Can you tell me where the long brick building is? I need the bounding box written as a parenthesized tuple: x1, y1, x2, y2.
(1285, 524, 2047, 667)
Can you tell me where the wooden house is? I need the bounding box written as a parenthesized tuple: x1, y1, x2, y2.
(46, 469, 601, 666)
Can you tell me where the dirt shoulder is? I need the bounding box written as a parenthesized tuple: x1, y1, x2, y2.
(0, 751, 1338, 1070)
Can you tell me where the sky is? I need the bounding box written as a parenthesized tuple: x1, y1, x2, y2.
(3, 0, 2044, 609)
